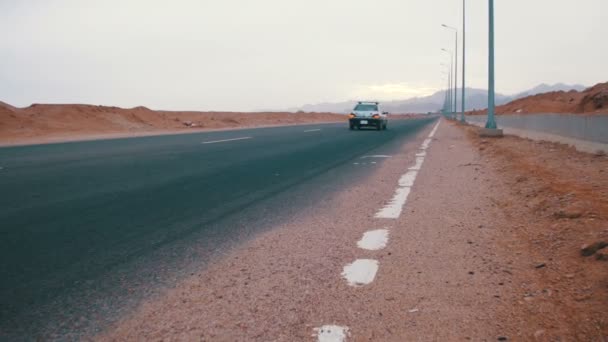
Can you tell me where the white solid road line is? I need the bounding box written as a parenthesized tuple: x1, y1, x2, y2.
(314, 325, 350, 342)
(357, 229, 389, 251)
(201, 137, 252, 144)
(304, 129, 322, 132)
(342, 259, 379, 286)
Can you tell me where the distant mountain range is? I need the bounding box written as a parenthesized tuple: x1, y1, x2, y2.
(290, 83, 587, 114)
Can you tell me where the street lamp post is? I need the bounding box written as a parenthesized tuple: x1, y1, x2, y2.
(441, 48, 454, 119)
(441, 68, 450, 116)
(486, 0, 497, 129)
(461, 0, 466, 123)
(442, 24, 458, 120)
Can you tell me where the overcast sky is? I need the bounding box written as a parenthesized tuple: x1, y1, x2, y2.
(1, 0, 607, 111)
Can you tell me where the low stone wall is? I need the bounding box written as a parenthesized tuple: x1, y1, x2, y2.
(465, 114, 608, 154)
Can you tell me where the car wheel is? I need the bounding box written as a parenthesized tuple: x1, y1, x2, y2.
(349, 124, 354, 130)
(376, 124, 382, 131)
(383, 123, 388, 130)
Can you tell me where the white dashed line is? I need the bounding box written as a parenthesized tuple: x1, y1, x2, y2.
(375, 121, 440, 219)
(429, 122, 440, 137)
(327, 120, 441, 336)
(304, 129, 322, 132)
(420, 138, 432, 150)
(314, 325, 350, 342)
(408, 156, 425, 171)
(361, 155, 392, 159)
(374, 186, 411, 219)
(342, 259, 379, 286)
(201, 137, 252, 144)
(357, 229, 389, 251)
(398, 170, 418, 187)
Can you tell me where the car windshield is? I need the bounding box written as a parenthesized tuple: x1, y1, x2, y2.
(354, 104, 378, 111)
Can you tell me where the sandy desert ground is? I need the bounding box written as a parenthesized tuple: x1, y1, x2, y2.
(0, 102, 345, 146)
(469, 81, 608, 115)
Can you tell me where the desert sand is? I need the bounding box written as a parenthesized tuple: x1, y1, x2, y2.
(469, 81, 608, 115)
(0, 102, 344, 146)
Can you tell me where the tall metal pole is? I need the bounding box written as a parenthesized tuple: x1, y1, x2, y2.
(441, 68, 450, 116)
(442, 48, 454, 119)
(442, 25, 458, 120)
(453, 31, 458, 120)
(448, 68, 452, 117)
(461, 0, 466, 122)
(486, 0, 497, 129)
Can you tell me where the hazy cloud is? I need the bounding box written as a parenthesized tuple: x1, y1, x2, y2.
(1, 0, 606, 111)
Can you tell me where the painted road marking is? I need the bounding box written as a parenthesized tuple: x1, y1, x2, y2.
(429, 123, 440, 137)
(201, 137, 252, 144)
(357, 229, 389, 251)
(420, 138, 432, 150)
(374, 187, 411, 219)
(375, 121, 440, 219)
(398, 170, 418, 187)
(342, 259, 379, 286)
(361, 155, 392, 159)
(304, 129, 322, 132)
(314, 325, 349, 342)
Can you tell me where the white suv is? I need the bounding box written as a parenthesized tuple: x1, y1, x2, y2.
(348, 101, 388, 131)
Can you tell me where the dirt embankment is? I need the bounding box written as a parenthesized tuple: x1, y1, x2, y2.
(0, 102, 345, 145)
(470, 81, 608, 115)
(464, 124, 608, 339)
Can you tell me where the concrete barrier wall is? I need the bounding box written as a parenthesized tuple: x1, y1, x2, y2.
(465, 114, 608, 153)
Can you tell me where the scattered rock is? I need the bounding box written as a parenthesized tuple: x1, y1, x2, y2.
(534, 263, 546, 269)
(554, 209, 583, 219)
(595, 250, 608, 261)
(580, 241, 608, 257)
(497, 336, 508, 341)
(534, 329, 545, 340)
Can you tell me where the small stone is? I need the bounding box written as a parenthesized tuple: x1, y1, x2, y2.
(468, 271, 475, 275)
(554, 209, 583, 219)
(565, 274, 575, 279)
(595, 250, 608, 261)
(534, 330, 545, 340)
(581, 241, 608, 257)
(535, 263, 546, 269)
(498, 337, 508, 341)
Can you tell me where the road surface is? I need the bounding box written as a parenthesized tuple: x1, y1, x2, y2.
(0, 117, 436, 339)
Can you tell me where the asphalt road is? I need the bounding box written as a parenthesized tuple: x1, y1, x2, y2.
(0, 117, 436, 339)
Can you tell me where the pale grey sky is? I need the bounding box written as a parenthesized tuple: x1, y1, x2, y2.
(1, 0, 607, 111)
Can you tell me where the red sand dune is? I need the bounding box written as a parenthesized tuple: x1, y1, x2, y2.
(0, 102, 345, 145)
(469, 81, 608, 115)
